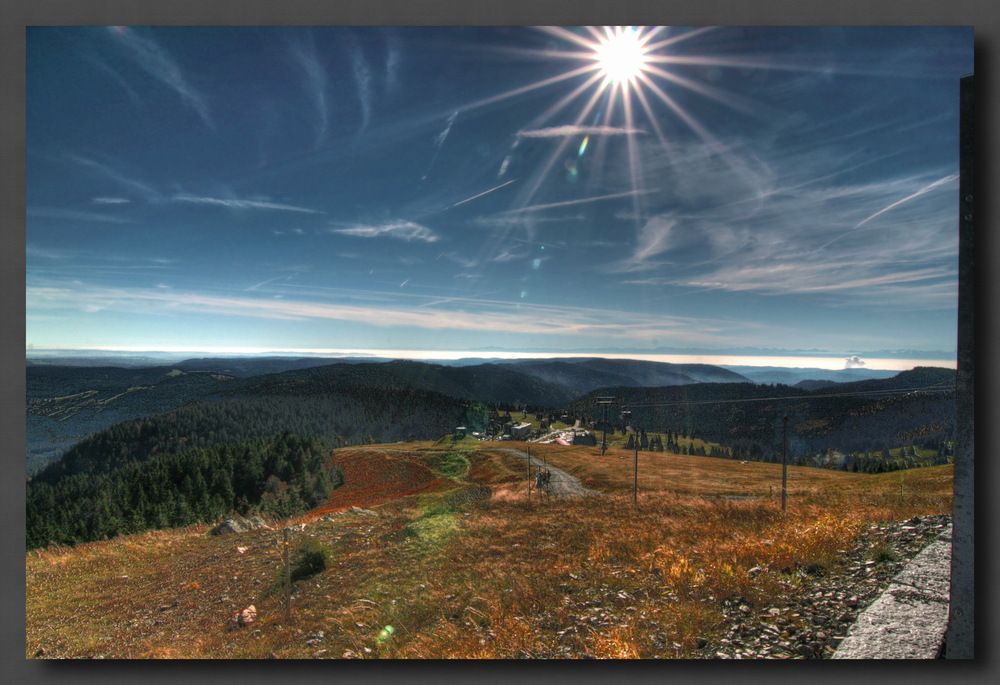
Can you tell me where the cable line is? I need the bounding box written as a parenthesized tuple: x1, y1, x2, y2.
(601, 381, 955, 410)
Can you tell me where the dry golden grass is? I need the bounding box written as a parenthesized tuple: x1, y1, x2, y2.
(26, 443, 952, 659)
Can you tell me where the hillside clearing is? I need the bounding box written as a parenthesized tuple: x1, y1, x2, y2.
(26, 444, 952, 659)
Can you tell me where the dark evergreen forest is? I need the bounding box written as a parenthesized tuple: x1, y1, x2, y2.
(26, 433, 342, 550)
(574, 368, 956, 473)
(26, 381, 471, 549)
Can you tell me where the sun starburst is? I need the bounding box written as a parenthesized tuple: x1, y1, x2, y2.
(592, 26, 651, 87)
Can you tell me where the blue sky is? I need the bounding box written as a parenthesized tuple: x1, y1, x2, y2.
(25, 26, 972, 362)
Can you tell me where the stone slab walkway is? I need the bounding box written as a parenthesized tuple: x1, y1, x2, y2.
(831, 524, 952, 659)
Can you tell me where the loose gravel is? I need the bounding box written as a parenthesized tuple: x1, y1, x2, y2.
(693, 514, 952, 659)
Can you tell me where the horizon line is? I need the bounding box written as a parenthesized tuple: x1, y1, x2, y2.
(24, 346, 957, 372)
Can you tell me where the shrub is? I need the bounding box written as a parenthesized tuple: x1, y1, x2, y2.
(290, 540, 330, 582)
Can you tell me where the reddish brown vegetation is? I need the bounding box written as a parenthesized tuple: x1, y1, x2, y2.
(311, 449, 455, 516)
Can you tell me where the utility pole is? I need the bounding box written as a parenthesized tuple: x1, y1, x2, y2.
(633, 433, 639, 504)
(283, 527, 292, 621)
(597, 396, 614, 455)
(781, 415, 788, 512)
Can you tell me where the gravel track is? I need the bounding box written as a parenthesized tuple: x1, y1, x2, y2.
(495, 448, 603, 498)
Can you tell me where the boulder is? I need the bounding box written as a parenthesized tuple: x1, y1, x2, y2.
(211, 516, 270, 536)
(347, 506, 378, 516)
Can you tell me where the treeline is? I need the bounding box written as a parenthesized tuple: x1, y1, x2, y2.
(26, 433, 343, 550)
(574, 370, 956, 472)
(33, 393, 463, 485)
(25, 378, 469, 549)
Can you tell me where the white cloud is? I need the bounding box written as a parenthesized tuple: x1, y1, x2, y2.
(288, 32, 329, 148)
(328, 221, 440, 243)
(106, 26, 214, 130)
(26, 279, 750, 348)
(68, 155, 162, 203)
(516, 125, 645, 138)
(27, 207, 135, 224)
(173, 194, 323, 214)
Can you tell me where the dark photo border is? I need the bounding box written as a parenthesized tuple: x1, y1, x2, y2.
(5, 1, 995, 683)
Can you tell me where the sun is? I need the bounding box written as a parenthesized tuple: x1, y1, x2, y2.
(593, 27, 650, 87)
(457, 26, 761, 218)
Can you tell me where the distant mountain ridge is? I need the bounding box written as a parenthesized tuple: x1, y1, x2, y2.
(720, 365, 901, 386)
(572, 366, 956, 463)
(25, 355, 944, 476)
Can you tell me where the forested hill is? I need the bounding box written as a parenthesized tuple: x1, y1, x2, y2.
(27, 433, 343, 549)
(219, 359, 577, 408)
(504, 357, 750, 396)
(573, 367, 956, 462)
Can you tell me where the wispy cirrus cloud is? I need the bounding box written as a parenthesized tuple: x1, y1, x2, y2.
(516, 125, 645, 138)
(84, 54, 143, 107)
(106, 26, 214, 130)
(677, 261, 957, 311)
(172, 194, 324, 214)
(68, 154, 162, 203)
(288, 31, 329, 148)
(471, 213, 584, 230)
(423, 111, 459, 179)
(327, 220, 440, 243)
(26, 280, 739, 346)
(91, 197, 131, 204)
(438, 252, 478, 269)
(341, 30, 373, 133)
(604, 131, 959, 310)
(27, 207, 135, 224)
(384, 30, 402, 95)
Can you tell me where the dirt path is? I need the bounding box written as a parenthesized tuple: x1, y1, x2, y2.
(495, 448, 602, 498)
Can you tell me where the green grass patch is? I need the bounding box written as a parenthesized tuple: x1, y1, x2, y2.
(433, 435, 481, 450)
(433, 452, 470, 479)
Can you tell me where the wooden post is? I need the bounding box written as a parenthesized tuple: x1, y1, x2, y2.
(633, 432, 639, 504)
(781, 415, 788, 512)
(283, 528, 292, 621)
(526, 446, 531, 505)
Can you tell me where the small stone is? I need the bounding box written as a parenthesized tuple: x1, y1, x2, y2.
(231, 605, 257, 627)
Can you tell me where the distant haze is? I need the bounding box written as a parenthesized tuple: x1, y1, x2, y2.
(25, 347, 955, 372)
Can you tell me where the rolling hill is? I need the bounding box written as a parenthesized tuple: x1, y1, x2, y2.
(26, 356, 753, 474)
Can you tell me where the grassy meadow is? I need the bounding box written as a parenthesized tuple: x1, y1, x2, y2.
(26, 442, 952, 659)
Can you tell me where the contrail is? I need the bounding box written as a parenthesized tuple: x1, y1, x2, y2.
(854, 173, 959, 228)
(422, 111, 459, 180)
(448, 178, 518, 209)
(498, 188, 656, 214)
